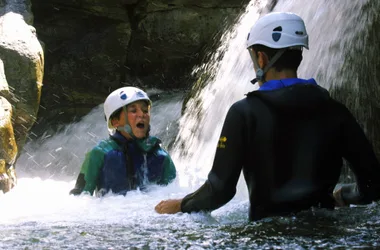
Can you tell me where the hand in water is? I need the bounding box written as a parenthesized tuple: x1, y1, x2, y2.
(155, 199, 183, 214)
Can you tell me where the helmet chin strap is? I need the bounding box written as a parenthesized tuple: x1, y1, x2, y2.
(248, 48, 286, 84)
(117, 106, 136, 139)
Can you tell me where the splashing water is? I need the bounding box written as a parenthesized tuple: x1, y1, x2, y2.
(172, 0, 380, 191)
(1, 0, 380, 249)
(170, 1, 264, 195)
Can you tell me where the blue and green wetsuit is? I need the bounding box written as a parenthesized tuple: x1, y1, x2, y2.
(70, 131, 176, 196)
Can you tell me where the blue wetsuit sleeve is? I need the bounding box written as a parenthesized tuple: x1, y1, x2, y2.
(340, 105, 380, 204)
(181, 104, 245, 213)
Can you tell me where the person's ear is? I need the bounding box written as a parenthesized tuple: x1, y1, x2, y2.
(111, 117, 120, 128)
(257, 51, 269, 69)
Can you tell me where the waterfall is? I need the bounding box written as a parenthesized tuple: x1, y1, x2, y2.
(14, 0, 379, 198)
(1, 1, 380, 248)
(171, 0, 380, 191)
(170, 1, 265, 192)
(15, 91, 184, 181)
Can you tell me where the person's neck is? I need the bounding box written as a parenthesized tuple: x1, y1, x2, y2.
(259, 69, 297, 86)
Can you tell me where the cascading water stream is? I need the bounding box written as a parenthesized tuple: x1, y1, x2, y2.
(172, 0, 380, 187)
(0, 0, 379, 249)
(169, 0, 266, 196)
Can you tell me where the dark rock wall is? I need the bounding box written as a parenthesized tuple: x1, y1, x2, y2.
(31, 0, 249, 125)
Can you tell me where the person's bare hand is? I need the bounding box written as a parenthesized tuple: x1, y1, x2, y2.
(155, 199, 183, 214)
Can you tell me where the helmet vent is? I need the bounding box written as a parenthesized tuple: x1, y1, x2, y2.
(119, 91, 127, 100)
(295, 31, 304, 35)
(272, 26, 282, 42)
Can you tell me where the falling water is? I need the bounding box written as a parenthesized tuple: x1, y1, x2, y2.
(170, 1, 263, 193)
(172, 0, 380, 187)
(1, 0, 380, 249)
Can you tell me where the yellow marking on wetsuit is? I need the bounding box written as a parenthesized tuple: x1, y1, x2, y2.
(217, 136, 227, 149)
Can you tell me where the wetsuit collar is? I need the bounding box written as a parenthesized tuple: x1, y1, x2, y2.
(258, 78, 317, 91)
(112, 131, 160, 153)
(135, 137, 161, 153)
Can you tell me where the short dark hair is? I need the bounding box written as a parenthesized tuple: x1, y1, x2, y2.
(252, 45, 303, 72)
(104, 107, 123, 123)
(110, 107, 123, 121)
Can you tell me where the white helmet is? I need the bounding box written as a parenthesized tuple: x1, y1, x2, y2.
(104, 87, 151, 130)
(246, 12, 309, 50)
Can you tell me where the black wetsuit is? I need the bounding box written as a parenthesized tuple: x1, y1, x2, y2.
(180, 79, 380, 221)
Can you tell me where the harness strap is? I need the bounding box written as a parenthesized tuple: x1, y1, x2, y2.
(249, 48, 286, 84)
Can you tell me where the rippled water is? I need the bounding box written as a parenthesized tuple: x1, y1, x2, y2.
(0, 178, 380, 249)
(1, 0, 380, 249)
(1, 178, 379, 249)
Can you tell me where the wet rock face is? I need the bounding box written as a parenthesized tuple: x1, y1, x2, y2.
(0, 97, 17, 193)
(329, 0, 380, 160)
(30, 0, 248, 123)
(0, 0, 44, 193)
(0, 97, 17, 163)
(0, 160, 16, 194)
(0, 1, 44, 149)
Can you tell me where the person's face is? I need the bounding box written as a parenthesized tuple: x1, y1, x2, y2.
(113, 100, 151, 139)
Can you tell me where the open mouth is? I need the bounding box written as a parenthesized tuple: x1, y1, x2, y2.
(136, 122, 145, 129)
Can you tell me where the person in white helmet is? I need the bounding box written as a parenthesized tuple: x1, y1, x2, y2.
(154, 12, 380, 220)
(69, 87, 176, 196)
